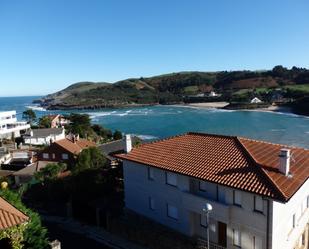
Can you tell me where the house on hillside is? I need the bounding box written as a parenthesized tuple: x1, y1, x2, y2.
(250, 97, 262, 103)
(38, 135, 95, 165)
(116, 133, 309, 249)
(45, 114, 69, 128)
(24, 128, 65, 146)
(0, 111, 30, 140)
(0, 196, 29, 247)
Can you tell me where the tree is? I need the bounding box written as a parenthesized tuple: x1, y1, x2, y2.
(113, 130, 123, 140)
(66, 113, 93, 138)
(74, 147, 106, 174)
(38, 116, 52, 128)
(22, 109, 36, 125)
(34, 163, 67, 182)
(0, 189, 49, 249)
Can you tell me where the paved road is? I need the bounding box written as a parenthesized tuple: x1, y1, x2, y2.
(44, 221, 111, 249)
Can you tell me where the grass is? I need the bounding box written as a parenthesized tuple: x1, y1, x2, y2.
(284, 84, 309, 93)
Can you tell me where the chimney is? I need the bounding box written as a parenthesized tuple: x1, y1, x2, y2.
(279, 148, 291, 176)
(125, 134, 132, 153)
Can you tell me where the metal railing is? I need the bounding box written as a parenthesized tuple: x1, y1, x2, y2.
(197, 238, 226, 249)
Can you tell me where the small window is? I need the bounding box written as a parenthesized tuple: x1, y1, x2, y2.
(292, 213, 296, 228)
(307, 195, 309, 208)
(149, 197, 155, 210)
(199, 181, 207, 192)
(167, 204, 178, 220)
(62, 153, 69, 160)
(233, 229, 241, 247)
(148, 167, 154, 180)
(166, 172, 177, 186)
(42, 153, 49, 159)
(253, 236, 262, 249)
(254, 196, 263, 213)
(233, 190, 242, 207)
(52, 153, 56, 159)
(200, 214, 207, 227)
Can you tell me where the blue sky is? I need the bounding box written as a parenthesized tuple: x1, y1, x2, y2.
(0, 0, 308, 96)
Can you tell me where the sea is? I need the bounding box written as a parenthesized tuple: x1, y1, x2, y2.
(0, 96, 308, 148)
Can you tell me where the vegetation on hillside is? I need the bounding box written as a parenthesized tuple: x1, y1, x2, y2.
(37, 66, 309, 110)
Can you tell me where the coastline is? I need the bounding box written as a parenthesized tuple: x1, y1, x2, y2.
(180, 102, 294, 115)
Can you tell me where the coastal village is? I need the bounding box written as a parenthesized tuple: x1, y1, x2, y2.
(0, 107, 308, 249)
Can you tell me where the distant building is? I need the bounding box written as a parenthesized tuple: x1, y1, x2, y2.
(250, 97, 262, 103)
(38, 136, 95, 165)
(24, 128, 65, 145)
(46, 114, 69, 128)
(208, 91, 218, 97)
(0, 111, 30, 139)
(116, 133, 309, 249)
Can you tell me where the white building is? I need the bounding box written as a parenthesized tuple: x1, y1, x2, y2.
(24, 128, 65, 146)
(250, 97, 262, 103)
(116, 133, 309, 249)
(0, 111, 30, 139)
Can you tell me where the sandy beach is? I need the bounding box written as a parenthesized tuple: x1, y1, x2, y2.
(185, 102, 230, 108)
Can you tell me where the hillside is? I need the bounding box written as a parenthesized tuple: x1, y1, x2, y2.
(37, 66, 309, 110)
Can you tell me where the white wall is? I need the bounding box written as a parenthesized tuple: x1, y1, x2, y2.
(271, 178, 309, 249)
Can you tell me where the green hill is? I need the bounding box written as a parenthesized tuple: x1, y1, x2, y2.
(38, 66, 309, 110)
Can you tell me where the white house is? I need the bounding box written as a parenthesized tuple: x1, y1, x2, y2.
(0, 111, 30, 139)
(24, 128, 65, 145)
(116, 133, 309, 249)
(250, 97, 262, 104)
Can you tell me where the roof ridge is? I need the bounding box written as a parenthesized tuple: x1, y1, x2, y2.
(236, 137, 287, 201)
(239, 137, 308, 151)
(187, 131, 237, 139)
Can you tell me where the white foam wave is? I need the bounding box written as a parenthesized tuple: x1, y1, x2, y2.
(271, 129, 286, 132)
(25, 105, 46, 111)
(133, 134, 158, 140)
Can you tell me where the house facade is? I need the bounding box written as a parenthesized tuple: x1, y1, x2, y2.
(117, 133, 309, 249)
(24, 128, 65, 145)
(38, 136, 95, 165)
(0, 111, 30, 139)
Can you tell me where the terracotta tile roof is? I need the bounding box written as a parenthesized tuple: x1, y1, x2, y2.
(55, 138, 96, 155)
(0, 197, 29, 230)
(116, 132, 309, 202)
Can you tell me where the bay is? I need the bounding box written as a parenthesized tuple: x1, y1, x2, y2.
(0, 96, 308, 148)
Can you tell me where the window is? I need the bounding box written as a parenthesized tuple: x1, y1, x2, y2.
(254, 196, 263, 213)
(200, 214, 207, 227)
(52, 153, 56, 159)
(42, 153, 49, 159)
(233, 229, 241, 247)
(167, 204, 178, 220)
(307, 195, 309, 208)
(292, 213, 296, 228)
(253, 236, 262, 249)
(148, 167, 154, 180)
(233, 190, 242, 207)
(199, 181, 207, 192)
(166, 172, 177, 186)
(62, 153, 69, 160)
(149, 197, 155, 210)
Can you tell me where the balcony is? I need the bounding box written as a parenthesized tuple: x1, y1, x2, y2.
(197, 238, 226, 249)
(0, 122, 30, 135)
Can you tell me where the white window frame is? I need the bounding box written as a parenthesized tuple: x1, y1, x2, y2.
(199, 181, 207, 192)
(233, 229, 241, 247)
(149, 197, 155, 210)
(166, 172, 177, 187)
(167, 204, 178, 220)
(233, 190, 242, 207)
(254, 196, 263, 213)
(42, 153, 49, 159)
(62, 153, 69, 160)
(253, 236, 262, 249)
(148, 167, 154, 180)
